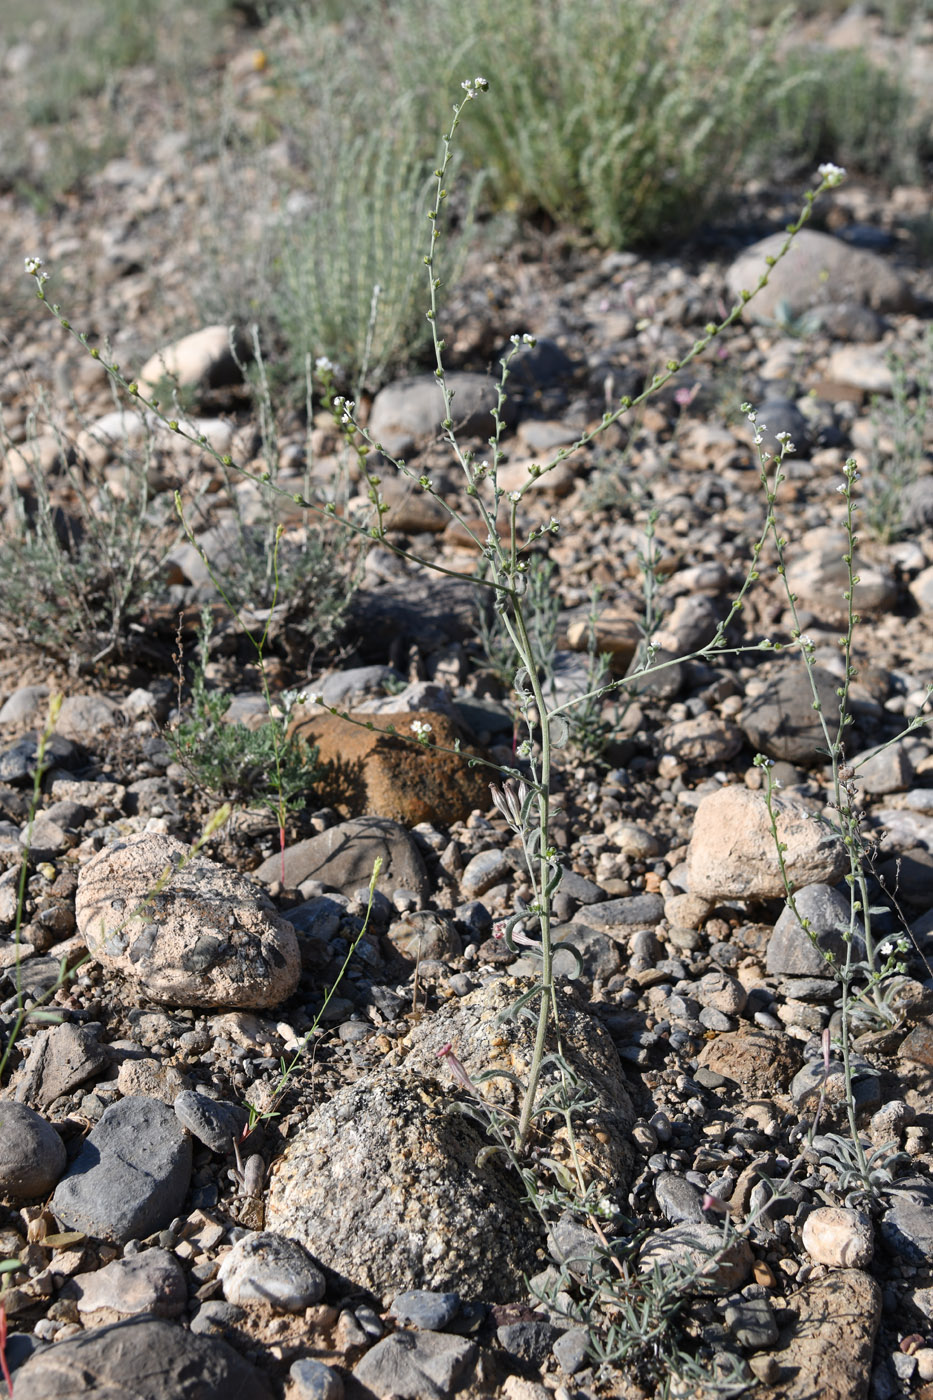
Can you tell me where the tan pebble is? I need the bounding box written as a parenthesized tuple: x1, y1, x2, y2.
(752, 1259, 776, 1287)
(802, 1206, 873, 1268)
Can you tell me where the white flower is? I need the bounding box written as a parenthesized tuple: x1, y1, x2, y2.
(818, 162, 846, 186)
(410, 719, 433, 738)
(798, 634, 813, 647)
(516, 739, 532, 758)
(25, 256, 49, 283)
(509, 490, 521, 503)
(314, 356, 334, 374)
(306, 692, 324, 707)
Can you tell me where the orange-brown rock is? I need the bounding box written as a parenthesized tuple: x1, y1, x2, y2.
(289, 709, 490, 827)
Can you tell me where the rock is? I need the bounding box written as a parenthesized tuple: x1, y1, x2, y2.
(254, 816, 430, 901)
(638, 1222, 753, 1294)
(0, 685, 49, 726)
(726, 229, 913, 324)
(497, 1320, 559, 1365)
(825, 345, 894, 393)
(53, 694, 122, 741)
(687, 786, 847, 899)
(880, 1180, 933, 1264)
(696, 1028, 801, 1095)
(265, 1066, 543, 1306)
(695, 970, 747, 1016)
(173, 1089, 248, 1153)
(552, 1328, 590, 1375)
(0, 1101, 67, 1197)
(51, 1095, 192, 1244)
(138, 325, 243, 396)
(389, 1291, 462, 1331)
(318, 665, 402, 707)
(802, 1206, 874, 1268)
(725, 1295, 779, 1348)
(581, 893, 665, 938)
(288, 1357, 344, 1400)
(785, 545, 897, 627)
(754, 1270, 880, 1400)
(461, 848, 512, 897)
(397, 978, 635, 1196)
(75, 834, 300, 1009)
(389, 910, 462, 962)
(654, 1172, 705, 1224)
(739, 665, 842, 765)
(767, 882, 865, 977)
(899, 1019, 933, 1068)
(73, 1248, 187, 1320)
(12, 1317, 274, 1400)
(657, 714, 743, 766)
(352, 1330, 476, 1400)
(368, 371, 513, 457)
(851, 740, 914, 797)
(12, 1022, 109, 1108)
(218, 1230, 326, 1312)
(286, 709, 490, 828)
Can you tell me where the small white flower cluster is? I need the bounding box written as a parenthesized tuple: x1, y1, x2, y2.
(333, 396, 355, 426)
(775, 430, 796, 452)
(509, 333, 537, 347)
(410, 719, 433, 739)
(314, 356, 335, 375)
(817, 162, 847, 186)
(25, 256, 49, 284)
(460, 76, 488, 97)
(508, 490, 521, 503)
(746, 406, 766, 447)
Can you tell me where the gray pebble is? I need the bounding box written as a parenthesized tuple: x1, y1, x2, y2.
(724, 1296, 779, 1348)
(352, 1331, 476, 1398)
(552, 1327, 590, 1375)
(881, 1181, 933, 1264)
(390, 1289, 462, 1331)
(51, 1096, 192, 1245)
(654, 1172, 705, 1224)
(497, 1320, 560, 1365)
(289, 1357, 344, 1400)
(190, 1300, 247, 1337)
(0, 1101, 66, 1198)
(218, 1230, 325, 1312)
(174, 1090, 246, 1153)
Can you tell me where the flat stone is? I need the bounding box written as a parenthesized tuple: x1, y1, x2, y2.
(51, 1095, 192, 1244)
(254, 816, 429, 903)
(12, 1317, 273, 1400)
(581, 893, 664, 937)
(368, 371, 513, 457)
(73, 1247, 187, 1319)
(218, 1230, 325, 1312)
(657, 714, 743, 767)
(138, 324, 243, 396)
(76, 834, 300, 1009)
(461, 848, 512, 897)
(739, 666, 842, 765)
(638, 1222, 753, 1294)
(767, 882, 865, 977)
(0, 1101, 67, 1197)
(352, 1329, 476, 1400)
(53, 694, 121, 742)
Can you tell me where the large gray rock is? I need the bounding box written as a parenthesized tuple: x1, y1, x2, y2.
(51, 1095, 192, 1244)
(726, 229, 913, 324)
(73, 1249, 187, 1321)
(368, 371, 515, 457)
(254, 816, 429, 902)
(12, 1317, 273, 1400)
(687, 786, 847, 900)
(767, 883, 865, 977)
(76, 834, 300, 1009)
(739, 666, 842, 766)
(218, 1231, 325, 1312)
(0, 1101, 67, 1198)
(352, 1330, 476, 1400)
(266, 1066, 542, 1306)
